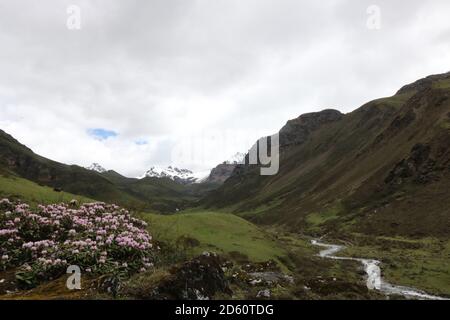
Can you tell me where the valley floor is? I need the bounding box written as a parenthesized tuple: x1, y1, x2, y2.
(1, 207, 448, 300)
(338, 235, 450, 296)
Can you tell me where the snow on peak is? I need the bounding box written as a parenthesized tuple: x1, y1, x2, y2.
(86, 163, 107, 173)
(140, 166, 198, 184)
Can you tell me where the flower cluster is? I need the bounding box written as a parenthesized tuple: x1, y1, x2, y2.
(0, 199, 153, 287)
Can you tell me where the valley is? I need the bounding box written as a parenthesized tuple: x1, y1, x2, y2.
(0, 72, 449, 300)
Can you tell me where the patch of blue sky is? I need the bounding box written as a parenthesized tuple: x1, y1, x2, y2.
(88, 128, 118, 140)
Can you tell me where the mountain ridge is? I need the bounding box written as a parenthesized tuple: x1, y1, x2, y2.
(201, 72, 450, 238)
(0, 131, 219, 212)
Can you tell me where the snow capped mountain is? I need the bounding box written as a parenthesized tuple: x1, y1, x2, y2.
(139, 166, 199, 184)
(87, 153, 244, 185)
(86, 163, 107, 173)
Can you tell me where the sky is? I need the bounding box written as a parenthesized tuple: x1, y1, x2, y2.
(0, 0, 450, 177)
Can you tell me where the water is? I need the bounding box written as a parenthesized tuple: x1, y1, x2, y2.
(311, 240, 448, 300)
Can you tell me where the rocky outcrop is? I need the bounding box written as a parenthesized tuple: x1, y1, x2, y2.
(396, 72, 450, 95)
(385, 143, 437, 184)
(279, 109, 343, 147)
(123, 253, 232, 300)
(204, 163, 237, 184)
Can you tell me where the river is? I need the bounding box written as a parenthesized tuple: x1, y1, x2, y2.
(311, 240, 448, 300)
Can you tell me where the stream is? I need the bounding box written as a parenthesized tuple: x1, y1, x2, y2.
(311, 240, 448, 300)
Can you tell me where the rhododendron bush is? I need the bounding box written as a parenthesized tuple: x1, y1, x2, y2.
(0, 198, 153, 287)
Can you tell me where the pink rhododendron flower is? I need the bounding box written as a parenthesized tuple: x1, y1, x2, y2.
(0, 200, 154, 285)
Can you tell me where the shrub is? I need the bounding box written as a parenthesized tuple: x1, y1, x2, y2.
(0, 199, 153, 288)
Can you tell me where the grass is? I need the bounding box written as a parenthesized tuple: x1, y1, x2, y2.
(440, 118, 450, 130)
(138, 211, 290, 268)
(306, 209, 339, 226)
(433, 79, 450, 90)
(340, 235, 450, 296)
(304, 203, 346, 235)
(138, 211, 387, 299)
(372, 91, 416, 109)
(0, 172, 290, 273)
(235, 198, 284, 219)
(0, 174, 93, 206)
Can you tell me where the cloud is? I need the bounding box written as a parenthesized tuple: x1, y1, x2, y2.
(0, 0, 449, 176)
(135, 139, 149, 146)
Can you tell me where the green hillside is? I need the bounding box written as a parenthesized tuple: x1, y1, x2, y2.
(203, 72, 450, 239)
(0, 174, 93, 205)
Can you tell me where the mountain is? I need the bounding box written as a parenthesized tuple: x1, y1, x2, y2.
(202, 72, 450, 238)
(86, 163, 107, 173)
(203, 163, 238, 184)
(140, 166, 199, 184)
(2, 72, 449, 233)
(0, 129, 134, 203)
(0, 131, 219, 212)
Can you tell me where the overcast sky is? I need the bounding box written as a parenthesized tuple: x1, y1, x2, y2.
(0, 0, 449, 177)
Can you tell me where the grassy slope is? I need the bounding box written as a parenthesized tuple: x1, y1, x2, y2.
(203, 91, 416, 222)
(0, 174, 93, 205)
(139, 211, 289, 266)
